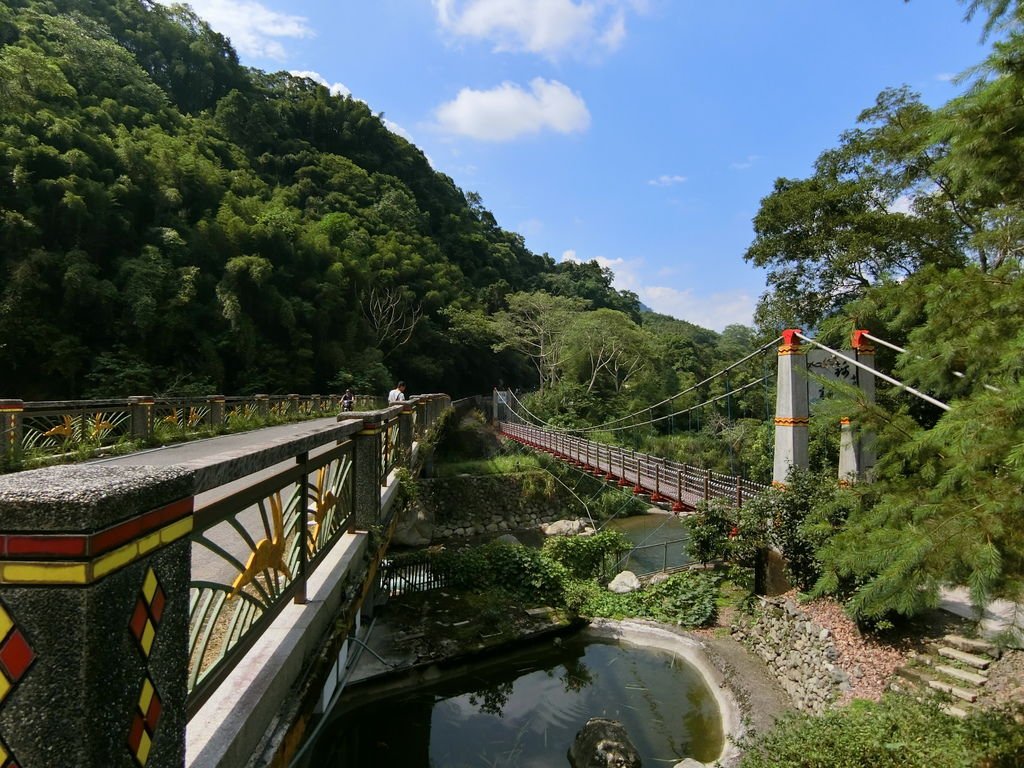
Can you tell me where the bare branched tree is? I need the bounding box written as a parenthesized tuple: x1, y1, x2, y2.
(361, 286, 422, 357)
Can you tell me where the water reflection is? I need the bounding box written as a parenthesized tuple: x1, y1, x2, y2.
(305, 631, 722, 767)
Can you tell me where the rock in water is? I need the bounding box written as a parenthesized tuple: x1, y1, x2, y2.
(568, 717, 642, 768)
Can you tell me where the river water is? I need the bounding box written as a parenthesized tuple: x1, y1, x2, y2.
(604, 513, 691, 575)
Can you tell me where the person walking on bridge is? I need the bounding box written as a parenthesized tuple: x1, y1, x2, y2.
(388, 381, 407, 403)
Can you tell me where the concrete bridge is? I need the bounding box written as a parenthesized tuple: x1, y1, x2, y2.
(0, 395, 452, 768)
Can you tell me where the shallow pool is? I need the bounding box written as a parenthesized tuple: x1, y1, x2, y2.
(303, 629, 723, 767)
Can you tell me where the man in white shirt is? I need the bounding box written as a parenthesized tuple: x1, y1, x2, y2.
(388, 381, 406, 403)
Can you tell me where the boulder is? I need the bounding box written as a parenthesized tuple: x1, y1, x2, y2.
(674, 760, 708, 768)
(543, 518, 590, 536)
(608, 571, 641, 594)
(391, 502, 434, 547)
(495, 533, 522, 546)
(568, 717, 642, 768)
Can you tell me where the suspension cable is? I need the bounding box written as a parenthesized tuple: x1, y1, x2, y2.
(795, 332, 951, 412)
(502, 336, 782, 434)
(861, 332, 1002, 394)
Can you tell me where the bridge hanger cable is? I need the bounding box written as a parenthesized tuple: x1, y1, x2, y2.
(594, 374, 773, 433)
(795, 332, 951, 412)
(860, 332, 1002, 394)
(573, 336, 783, 433)
(501, 336, 783, 434)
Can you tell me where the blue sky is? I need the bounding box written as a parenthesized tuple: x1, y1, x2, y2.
(171, 1, 991, 330)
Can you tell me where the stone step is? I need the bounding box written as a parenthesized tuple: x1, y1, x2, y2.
(933, 663, 988, 687)
(941, 704, 970, 719)
(927, 678, 978, 702)
(943, 634, 1001, 659)
(936, 646, 992, 669)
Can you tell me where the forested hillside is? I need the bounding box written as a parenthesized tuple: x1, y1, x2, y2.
(0, 0, 732, 400)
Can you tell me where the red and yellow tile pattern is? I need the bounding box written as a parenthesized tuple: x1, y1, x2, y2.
(128, 568, 165, 765)
(128, 676, 162, 767)
(0, 736, 22, 768)
(129, 568, 166, 658)
(0, 601, 32, 768)
(0, 497, 193, 585)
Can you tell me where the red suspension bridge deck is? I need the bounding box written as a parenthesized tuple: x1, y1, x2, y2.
(499, 421, 768, 511)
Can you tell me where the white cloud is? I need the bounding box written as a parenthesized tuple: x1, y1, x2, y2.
(433, 0, 641, 58)
(639, 286, 755, 330)
(289, 70, 351, 98)
(648, 174, 687, 187)
(562, 248, 755, 330)
(936, 72, 956, 82)
(730, 154, 760, 171)
(887, 194, 914, 215)
(435, 78, 590, 141)
(158, 0, 313, 60)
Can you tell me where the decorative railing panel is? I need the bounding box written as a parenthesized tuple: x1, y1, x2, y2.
(20, 400, 132, 453)
(186, 438, 355, 715)
(0, 393, 358, 468)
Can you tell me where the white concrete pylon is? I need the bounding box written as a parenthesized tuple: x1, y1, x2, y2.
(772, 329, 809, 486)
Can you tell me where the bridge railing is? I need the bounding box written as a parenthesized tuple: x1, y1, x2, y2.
(0, 393, 452, 767)
(499, 421, 768, 510)
(0, 393, 387, 468)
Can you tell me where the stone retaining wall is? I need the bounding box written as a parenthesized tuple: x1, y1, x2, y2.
(731, 596, 850, 713)
(416, 472, 584, 541)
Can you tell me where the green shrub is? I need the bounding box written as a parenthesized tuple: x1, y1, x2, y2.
(431, 541, 569, 604)
(738, 695, 1024, 768)
(571, 570, 718, 628)
(542, 530, 631, 580)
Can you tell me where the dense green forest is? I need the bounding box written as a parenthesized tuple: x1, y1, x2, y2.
(0, 0, 740, 400)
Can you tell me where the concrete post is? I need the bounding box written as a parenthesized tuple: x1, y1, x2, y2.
(255, 395, 269, 420)
(351, 415, 383, 529)
(414, 398, 427, 440)
(0, 465, 194, 768)
(772, 329, 809, 486)
(0, 400, 24, 463)
(398, 402, 415, 466)
(311, 394, 321, 414)
(838, 418, 858, 485)
(852, 330, 877, 479)
(129, 396, 154, 441)
(287, 394, 300, 417)
(207, 395, 225, 428)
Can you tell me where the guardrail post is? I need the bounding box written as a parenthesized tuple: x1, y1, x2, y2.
(129, 396, 154, 441)
(735, 477, 743, 508)
(772, 329, 809, 486)
(287, 394, 300, 417)
(0, 464, 194, 767)
(255, 394, 270, 420)
(352, 414, 383, 528)
(311, 394, 321, 414)
(398, 401, 415, 466)
(207, 395, 225, 428)
(703, 474, 710, 503)
(0, 399, 24, 463)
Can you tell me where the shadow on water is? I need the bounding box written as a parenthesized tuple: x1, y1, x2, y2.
(303, 629, 723, 768)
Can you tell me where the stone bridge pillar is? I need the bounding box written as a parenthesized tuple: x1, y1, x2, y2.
(0, 465, 194, 768)
(772, 329, 809, 486)
(351, 414, 383, 529)
(398, 401, 415, 464)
